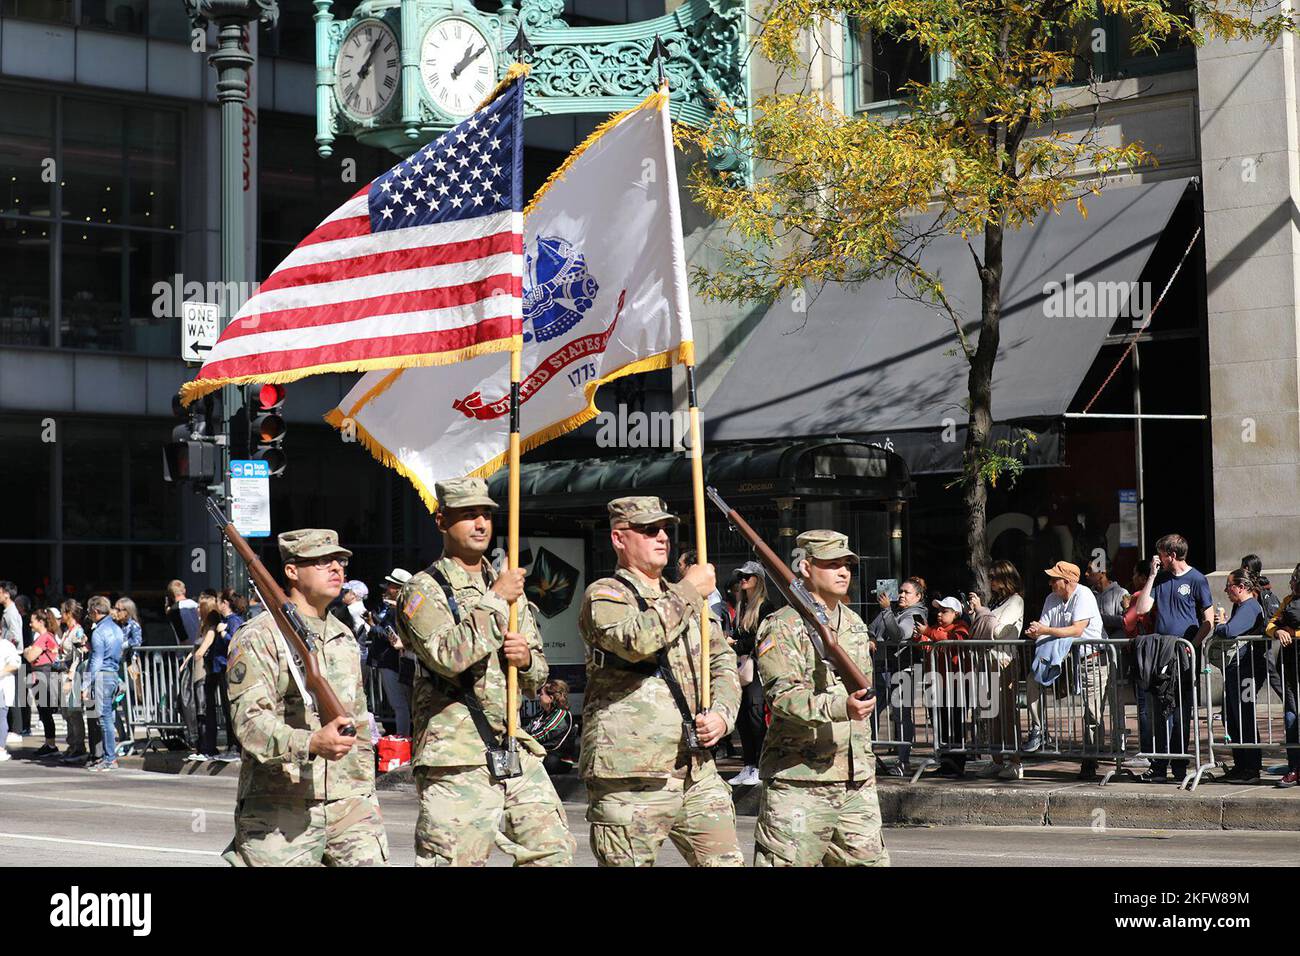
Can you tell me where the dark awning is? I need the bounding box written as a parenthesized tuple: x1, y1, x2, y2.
(488, 439, 913, 514)
(702, 178, 1194, 473)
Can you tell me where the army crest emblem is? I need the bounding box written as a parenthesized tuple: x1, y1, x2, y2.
(522, 236, 599, 343)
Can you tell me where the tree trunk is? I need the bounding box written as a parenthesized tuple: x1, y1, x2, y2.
(963, 217, 1004, 597)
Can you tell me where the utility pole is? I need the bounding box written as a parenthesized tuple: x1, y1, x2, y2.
(184, 0, 278, 592)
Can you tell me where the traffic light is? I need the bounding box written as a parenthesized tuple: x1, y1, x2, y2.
(248, 383, 287, 477)
(164, 393, 219, 483)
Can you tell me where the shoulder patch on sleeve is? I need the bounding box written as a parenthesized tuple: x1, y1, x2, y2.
(592, 589, 626, 602)
(402, 592, 425, 618)
(756, 635, 775, 657)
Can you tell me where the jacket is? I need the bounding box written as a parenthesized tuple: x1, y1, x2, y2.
(1029, 636, 1075, 687)
(1134, 633, 1193, 716)
(914, 619, 969, 669)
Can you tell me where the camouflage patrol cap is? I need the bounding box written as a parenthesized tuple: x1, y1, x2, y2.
(607, 495, 680, 527)
(795, 530, 859, 565)
(278, 528, 352, 564)
(435, 476, 498, 510)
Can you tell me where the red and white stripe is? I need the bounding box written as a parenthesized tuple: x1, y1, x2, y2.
(186, 193, 523, 393)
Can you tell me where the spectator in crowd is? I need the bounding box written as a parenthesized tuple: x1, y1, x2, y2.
(728, 560, 774, 786)
(524, 679, 577, 775)
(329, 580, 368, 642)
(13, 594, 32, 736)
(369, 569, 413, 736)
(1213, 568, 1268, 783)
(111, 598, 143, 755)
(1264, 565, 1300, 788)
(83, 595, 125, 772)
(0, 629, 19, 760)
(1024, 561, 1106, 779)
(678, 549, 729, 633)
(1241, 553, 1286, 710)
(57, 600, 89, 764)
(968, 561, 1026, 780)
(913, 595, 971, 777)
(217, 589, 247, 651)
(1131, 534, 1213, 782)
(189, 594, 234, 762)
(870, 575, 928, 776)
(1087, 558, 1129, 640)
(24, 608, 62, 757)
(1, 581, 22, 747)
(164, 580, 200, 646)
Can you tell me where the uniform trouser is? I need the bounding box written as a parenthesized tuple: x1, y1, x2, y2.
(754, 777, 890, 867)
(414, 753, 574, 867)
(586, 771, 744, 867)
(228, 792, 389, 866)
(736, 680, 766, 766)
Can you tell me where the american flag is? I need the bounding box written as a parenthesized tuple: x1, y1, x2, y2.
(181, 74, 525, 405)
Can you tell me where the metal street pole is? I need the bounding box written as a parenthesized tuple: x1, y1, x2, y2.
(185, 0, 278, 593)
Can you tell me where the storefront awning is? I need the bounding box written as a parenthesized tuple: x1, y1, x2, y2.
(702, 178, 1194, 473)
(488, 439, 913, 514)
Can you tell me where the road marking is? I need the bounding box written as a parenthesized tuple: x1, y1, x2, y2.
(0, 832, 222, 857)
(0, 777, 114, 787)
(890, 847, 1274, 866)
(5, 792, 234, 816)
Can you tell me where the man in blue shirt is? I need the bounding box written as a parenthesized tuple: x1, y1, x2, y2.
(84, 595, 125, 771)
(1132, 533, 1213, 782)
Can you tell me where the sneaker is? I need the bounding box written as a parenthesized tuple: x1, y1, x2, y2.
(884, 763, 906, 777)
(1277, 771, 1299, 789)
(84, 759, 104, 771)
(1139, 769, 1169, 784)
(1077, 760, 1099, 781)
(1021, 729, 1043, 753)
(60, 751, 88, 765)
(0, 750, 10, 762)
(217, 750, 240, 763)
(33, 743, 58, 758)
(4, 732, 20, 747)
(728, 766, 759, 786)
(89, 761, 119, 773)
(185, 752, 208, 762)
(998, 763, 1024, 781)
(977, 761, 1004, 779)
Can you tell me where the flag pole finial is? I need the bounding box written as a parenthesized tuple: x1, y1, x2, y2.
(647, 34, 669, 89)
(508, 23, 535, 65)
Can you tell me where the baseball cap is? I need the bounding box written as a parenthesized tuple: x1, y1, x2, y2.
(1043, 561, 1081, 584)
(932, 596, 964, 614)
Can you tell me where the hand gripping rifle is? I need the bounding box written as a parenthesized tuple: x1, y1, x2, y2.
(206, 498, 355, 736)
(706, 487, 873, 695)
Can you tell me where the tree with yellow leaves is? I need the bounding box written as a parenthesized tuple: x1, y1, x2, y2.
(687, 0, 1293, 593)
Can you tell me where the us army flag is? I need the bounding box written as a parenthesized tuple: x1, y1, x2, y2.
(326, 88, 693, 510)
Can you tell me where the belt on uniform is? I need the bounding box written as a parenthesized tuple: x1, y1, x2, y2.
(588, 647, 659, 676)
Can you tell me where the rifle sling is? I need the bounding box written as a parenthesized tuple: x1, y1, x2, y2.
(628, 589, 698, 725)
(418, 566, 506, 752)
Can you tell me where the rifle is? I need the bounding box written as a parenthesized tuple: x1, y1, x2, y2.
(705, 486, 873, 695)
(205, 498, 355, 736)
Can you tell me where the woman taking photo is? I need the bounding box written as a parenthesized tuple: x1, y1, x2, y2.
(969, 561, 1026, 780)
(729, 561, 775, 787)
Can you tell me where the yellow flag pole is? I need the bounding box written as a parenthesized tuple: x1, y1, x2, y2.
(507, 341, 522, 741)
(682, 341, 710, 713)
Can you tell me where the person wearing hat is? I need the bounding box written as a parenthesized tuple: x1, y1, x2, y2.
(578, 495, 743, 867)
(752, 530, 888, 867)
(223, 529, 388, 866)
(394, 477, 573, 867)
(369, 569, 413, 736)
(729, 560, 775, 786)
(1024, 560, 1106, 779)
(913, 595, 972, 777)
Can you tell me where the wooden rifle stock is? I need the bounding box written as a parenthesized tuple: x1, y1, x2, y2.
(205, 498, 354, 733)
(705, 487, 872, 694)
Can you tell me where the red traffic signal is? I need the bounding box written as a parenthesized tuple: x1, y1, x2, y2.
(247, 383, 286, 477)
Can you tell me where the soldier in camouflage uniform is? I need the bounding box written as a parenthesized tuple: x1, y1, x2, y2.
(395, 477, 574, 867)
(224, 529, 388, 866)
(753, 530, 890, 867)
(578, 496, 743, 867)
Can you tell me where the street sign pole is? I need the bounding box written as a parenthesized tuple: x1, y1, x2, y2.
(185, 0, 279, 594)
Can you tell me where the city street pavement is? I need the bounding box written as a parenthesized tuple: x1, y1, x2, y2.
(3, 759, 1300, 866)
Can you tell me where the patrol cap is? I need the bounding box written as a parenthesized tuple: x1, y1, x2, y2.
(278, 529, 352, 564)
(794, 530, 859, 565)
(607, 495, 680, 528)
(435, 476, 498, 511)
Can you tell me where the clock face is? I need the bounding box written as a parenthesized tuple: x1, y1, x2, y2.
(335, 20, 400, 121)
(420, 16, 498, 119)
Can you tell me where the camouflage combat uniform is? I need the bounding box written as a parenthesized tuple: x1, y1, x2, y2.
(395, 478, 573, 867)
(579, 496, 743, 867)
(224, 529, 388, 867)
(753, 530, 890, 867)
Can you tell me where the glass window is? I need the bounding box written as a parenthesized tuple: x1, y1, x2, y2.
(0, 0, 72, 24)
(79, 0, 146, 34)
(128, 422, 181, 541)
(126, 231, 180, 355)
(851, 20, 932, 109)
(63, 545, 125, 600)
(148, 0, 193, 43)
(1116, 2, 1193, 71)
(62, 99, 126, 228)
(260, 0, 318, 62)
(0, 220, 52, 346)
(62, 226, 125, 351)
(0, 92, 54, 219)
(126, 108, 180, 229)
(63, 421, 127, 540)
(0, 545, 55, 610)
(0, 419, 53, 539)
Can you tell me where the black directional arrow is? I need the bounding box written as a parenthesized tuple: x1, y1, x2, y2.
(507, 23, 535, 64)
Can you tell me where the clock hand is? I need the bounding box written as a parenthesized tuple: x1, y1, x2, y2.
(451, 43, 488, 80)
(357, 36, 382, 81)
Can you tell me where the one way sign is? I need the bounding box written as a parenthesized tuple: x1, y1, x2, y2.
(181, 301, 219, 363)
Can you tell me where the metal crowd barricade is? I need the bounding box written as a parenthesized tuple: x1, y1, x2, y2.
(125, 646, 199, 752)
(871, 639, 934, 778)
(1115, 636, 1203, 789)
(1202, 634, 1299, 780)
